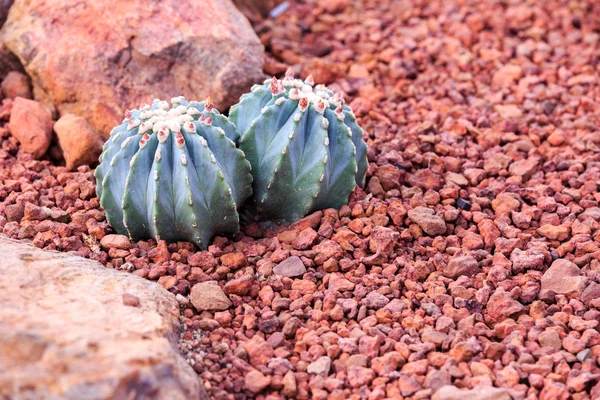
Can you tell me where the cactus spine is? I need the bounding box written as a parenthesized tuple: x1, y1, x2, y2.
(95, 97, 252, 249)
(229, 69, 368, 223)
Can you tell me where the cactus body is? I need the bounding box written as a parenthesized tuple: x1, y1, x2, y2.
(94, 97, 252, 249)
(229, 70, 368, 223)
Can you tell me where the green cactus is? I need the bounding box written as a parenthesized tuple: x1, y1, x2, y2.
(94, 97, 252, 249)
(229, 69, 368, 223)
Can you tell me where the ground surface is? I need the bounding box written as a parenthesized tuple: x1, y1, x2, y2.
(1, 0, 600, 399)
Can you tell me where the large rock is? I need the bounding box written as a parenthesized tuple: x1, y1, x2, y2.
(0, 236, 206, 400)
(0, 0, 264, 137)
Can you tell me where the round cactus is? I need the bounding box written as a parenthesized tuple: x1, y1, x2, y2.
(229, 69, 368, 223)
(94, 97, 252, 249)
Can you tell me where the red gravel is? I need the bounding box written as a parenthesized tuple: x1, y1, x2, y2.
(2, 0, 600, 399)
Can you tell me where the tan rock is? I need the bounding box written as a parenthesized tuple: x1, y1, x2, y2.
(0, 236, 204, 400)
(537, 224, 569, 241)
(407, 206, 447, 236)
(492, 64, 523, 86)
(1, 0, 264, 137)
(433, 385, 511, 400)
(541, 259, 588, 296)
(8, 97, 53, 158)
(244, 369, 271, 393)
(54, 113, 104, 170)
(1, 70, 31, 99)
(190, 281, 232, 311)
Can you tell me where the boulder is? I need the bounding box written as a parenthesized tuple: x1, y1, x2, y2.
(8, 97, 53, 158)
(54, 113, 104, 170)
(0, 236, 206, 400)
(1, 0, 264, 137)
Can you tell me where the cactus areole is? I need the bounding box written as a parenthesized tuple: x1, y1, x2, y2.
(95, 97, 252, 249)
(229, 69, 368, 223)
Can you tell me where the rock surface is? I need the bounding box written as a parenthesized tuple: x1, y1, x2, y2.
(0, 0, 264, 137)
(8, 96, 52, 158)
(54, 113, 104, 170)
(0, 236, 205, 400)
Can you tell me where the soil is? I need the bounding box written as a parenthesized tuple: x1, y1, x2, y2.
(2, 0, 600, 399)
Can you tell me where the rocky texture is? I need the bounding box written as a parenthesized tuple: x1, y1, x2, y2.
(433, 385, 511, 400)
(2, 0, 600, 399)
(1, 70, 30, 99)
(53, 113, 104, 170)
(0, 236, 205, 400)
(8, 96, 52, 158)
(0, 0, 264, 137)
(541, 259, 588, 296)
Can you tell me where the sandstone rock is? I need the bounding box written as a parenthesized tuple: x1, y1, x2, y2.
(508, 158, 538, 180)
(0, 236, 203, 400)
(495, 104, 523, 119)
(8, 97, 53, 158)
(541, 259, 587, 296)
(433, 385, 511, 400)
(407, 206, 446, 235)
(273, 256, 306, 278)
(190, 281, 232, 311)
(54, 113, 104, 170)
(1, 70, 30, 99)
(1, 0, 264, 137)
(99, 234, 132, 250)
(374, 164, 402, 191)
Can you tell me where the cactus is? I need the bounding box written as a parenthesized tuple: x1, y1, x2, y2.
(229, 69, 368, 223)
(94, 97, 252, 249)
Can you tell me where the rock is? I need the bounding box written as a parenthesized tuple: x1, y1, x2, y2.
(4, 203, 23, 222)
(492, 64, 523, 86)
(491, 193, 520, 217)
(508, 158, 538, 180)
(369, 226, 399, 256)
(328, 273, 355, 292)
(220, 252, 247, 269)
(307, 356, 331, 376)
(223, 274, 253, 296)
(433, 385, 511, 400)
(581, 282, 600, 306)
(1, 70, 31, 99)
(443, 255, 479, 279)
(99, 234, 132, 250)
(8, 97, 53, 158)
(538, 330, 561, 351)
(244, 369, 271, 393)
(273, 256, 306, 278)
(292, 227, 318, 250)
(281, 370, 297, 397)
(53, 114, 104, 170)
(0, 237, 203, 400)
(487, 290, 524, 321)
(0, 0, 264, 137)
(0, 0, 13, 27)
(190, 281, 232, 311)
(495, 104, 523, 119)
(374, 164, 402, 191)
(541, 259, 587, 296)
(407, 207, 446, 235)
(537, 224, 569, 241)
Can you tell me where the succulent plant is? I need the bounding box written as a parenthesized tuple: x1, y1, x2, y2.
(229, 69, 368, 223)
(94, 97, 252, 249)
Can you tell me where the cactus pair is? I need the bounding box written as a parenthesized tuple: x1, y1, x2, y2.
(96, 70, 368, 249)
